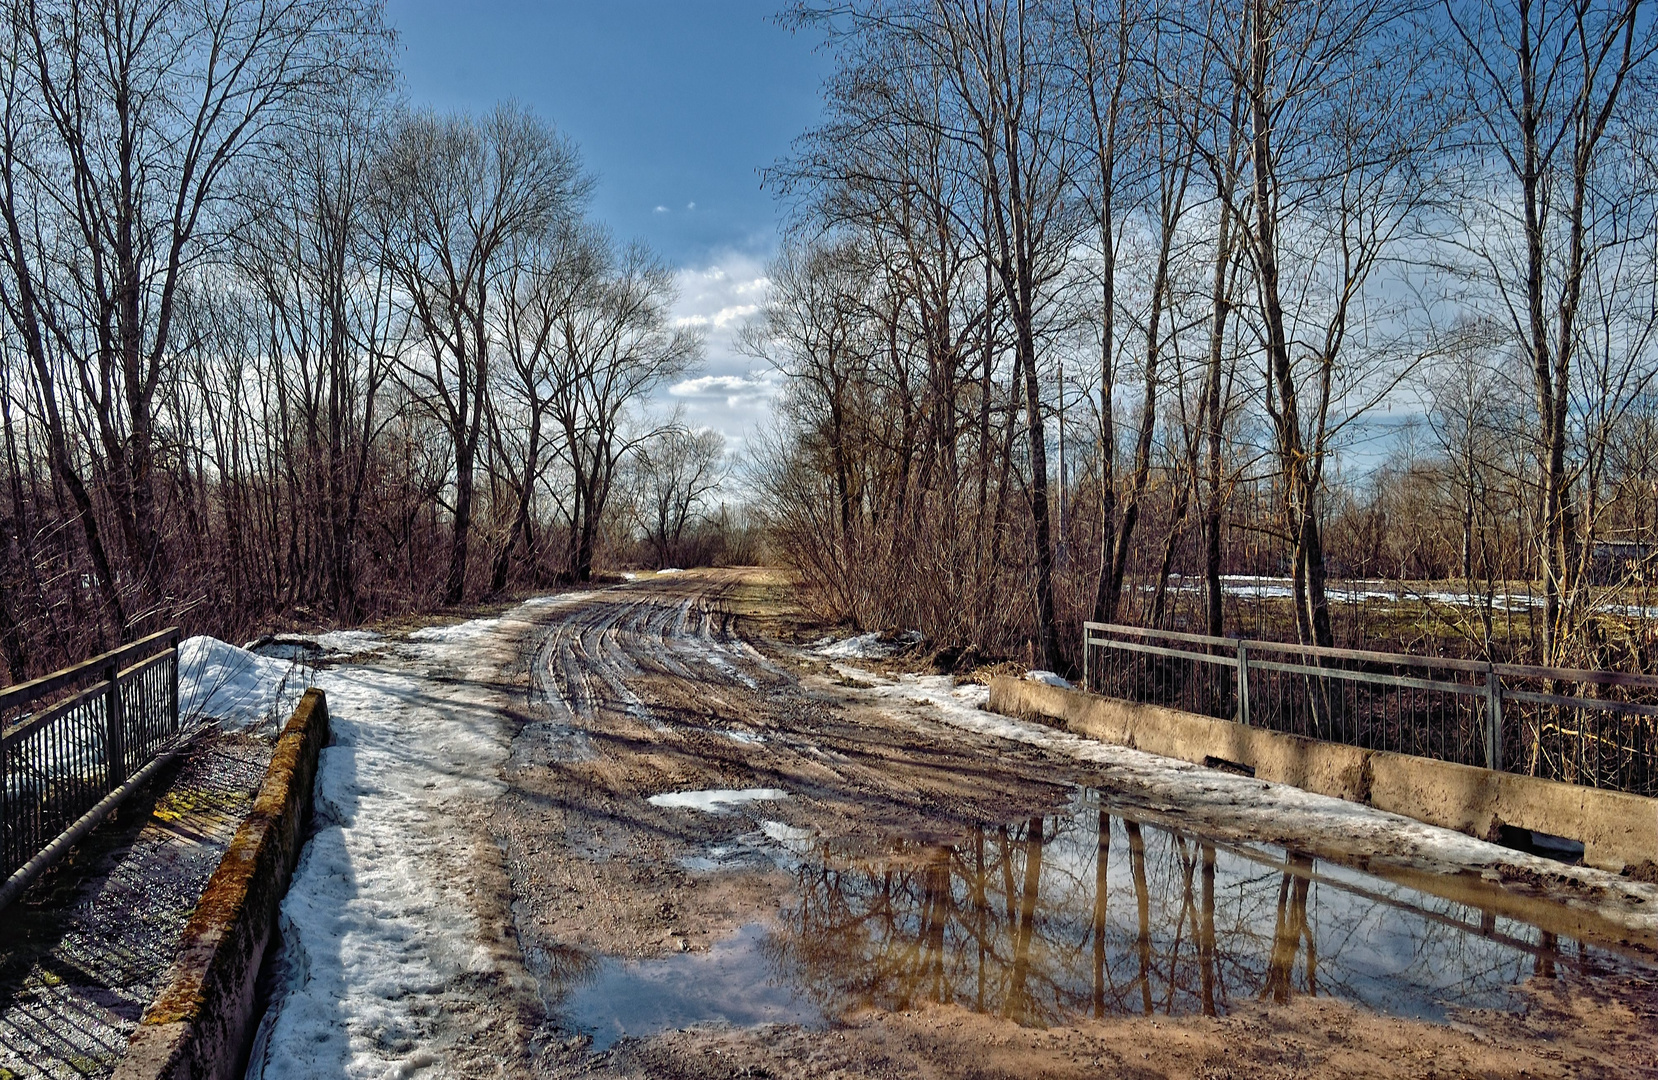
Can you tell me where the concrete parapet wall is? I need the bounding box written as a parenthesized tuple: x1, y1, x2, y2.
(987, 677, 1658, 873)
(113, 688, 329, 1080)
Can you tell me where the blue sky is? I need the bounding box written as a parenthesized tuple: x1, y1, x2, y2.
(387, 1, 832, 447)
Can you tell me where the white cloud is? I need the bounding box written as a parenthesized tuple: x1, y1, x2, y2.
(653, 205, 669, 214)
(659, 250, 779, 458)
(670, 374, 764, 395)
(668, 373, 780, 409)
(686, 201, 696, 211)
(674, 303, 759, 330)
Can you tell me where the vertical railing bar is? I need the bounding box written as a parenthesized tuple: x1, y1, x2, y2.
(103, 662, 124, 794)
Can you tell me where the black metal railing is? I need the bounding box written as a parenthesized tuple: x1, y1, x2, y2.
(1, 629, 182, 882)
(1082, 622, 1658, 798)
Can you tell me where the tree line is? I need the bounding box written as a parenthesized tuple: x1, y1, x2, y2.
(0, 0, 735, 683)
(751, 0, 1658, 672)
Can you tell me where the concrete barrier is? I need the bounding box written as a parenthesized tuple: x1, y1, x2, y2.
(988, 677, 1658, 873)
(113, 688, 329, 1080)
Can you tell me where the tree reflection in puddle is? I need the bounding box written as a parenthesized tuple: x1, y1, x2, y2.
(767, 789, 1633, 1027)
(547, 788, 1642, 1046)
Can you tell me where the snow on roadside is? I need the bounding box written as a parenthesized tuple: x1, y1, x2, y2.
(814, 629, 924, 660)
(178, 635, 306, 732)
(816, 632, 891, 659)
(247, 605, 536, 1080)
(313, 629, 383, 658)
(407, 616, 502, 645)
(829, 661, 1658, 931)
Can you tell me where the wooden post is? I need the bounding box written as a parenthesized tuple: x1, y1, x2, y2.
(1484, 668, 1503, 772)
(1082, 629, 1091, 692)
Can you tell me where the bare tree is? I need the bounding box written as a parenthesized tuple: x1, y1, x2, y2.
(1444, 0, 1658, 662)
(0, 0, 389, 637)
(1232, 0, 1440, 646)
(630, 427, 727, 568)
(546, 233, 700, 582)
(376, 104, 587, 604)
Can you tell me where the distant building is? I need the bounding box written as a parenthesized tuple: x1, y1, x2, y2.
(1590, 540, 1656, 585)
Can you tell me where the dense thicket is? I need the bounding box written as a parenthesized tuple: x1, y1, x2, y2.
(754, 0, 1658, 671)
(0, 0, 734, 683)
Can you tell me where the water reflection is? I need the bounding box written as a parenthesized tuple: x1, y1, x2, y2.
(765, 790, 1624, 1026)
(542, 788, 1642, 1046)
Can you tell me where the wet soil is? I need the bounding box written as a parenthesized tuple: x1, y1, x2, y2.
(487, 569, 1658, 1078)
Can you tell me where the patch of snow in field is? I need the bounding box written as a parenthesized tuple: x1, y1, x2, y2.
(1604, 602, 1658, 620)
(1025, 670, 1073, 688)
(648, 788, 789, 811)
(719, 730, 765, 744)
(657, 567, 686, 575)
(1163, 575, 1543, 612)
(178, 636, 305, 732)
(829, 662, 1658, 932)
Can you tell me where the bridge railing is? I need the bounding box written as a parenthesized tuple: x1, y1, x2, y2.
(1082, 622, 1658, 797)
(1, 629, 182, 884)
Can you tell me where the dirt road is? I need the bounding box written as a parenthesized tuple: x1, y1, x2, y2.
(252, 568, 1658, 1080)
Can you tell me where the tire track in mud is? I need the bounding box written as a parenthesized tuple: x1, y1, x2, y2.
(534, 582, 773, 729)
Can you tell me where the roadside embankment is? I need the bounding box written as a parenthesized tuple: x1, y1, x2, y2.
(988, 677, 1658, 874)
(112, 688, 328, 1080)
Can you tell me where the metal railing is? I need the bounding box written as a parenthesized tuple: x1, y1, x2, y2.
(1, 629, 182, 882)
(1082, 622, 1658, 798)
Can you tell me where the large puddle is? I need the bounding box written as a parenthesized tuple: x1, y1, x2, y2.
(545, 788, 1650, 1048)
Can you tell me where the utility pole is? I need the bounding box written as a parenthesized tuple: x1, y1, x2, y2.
(1057, 357, 1068, 564)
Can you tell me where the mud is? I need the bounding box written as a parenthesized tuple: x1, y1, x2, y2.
(484, 569, 1658, 1078)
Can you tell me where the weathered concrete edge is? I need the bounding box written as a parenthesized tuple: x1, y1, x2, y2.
(987, 677, 1658, 874)
(113, 688, 329, 1080)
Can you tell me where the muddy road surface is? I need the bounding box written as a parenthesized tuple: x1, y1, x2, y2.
(253, 569, 1658, 1080)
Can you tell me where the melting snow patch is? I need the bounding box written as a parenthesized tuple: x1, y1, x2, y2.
(656, 567, 686, 575)
(761, 820, 815, 850)
(648, 788, 789, 812)
(313, 630, 383, 658)
(816, 630, 924, 659)
(178, 636, 305, 731)
(247, 598, 535, 1079)
(816, 633, 890, 659)
(519, 591, 596, 608)
(408, 617, 500, 644)
(1025, 670, 1073, 688)
(719, 729, 765, 744)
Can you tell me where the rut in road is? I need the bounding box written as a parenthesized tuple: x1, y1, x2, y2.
(534, 585, 774, 725)
(493, 573, 1090, 1015)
